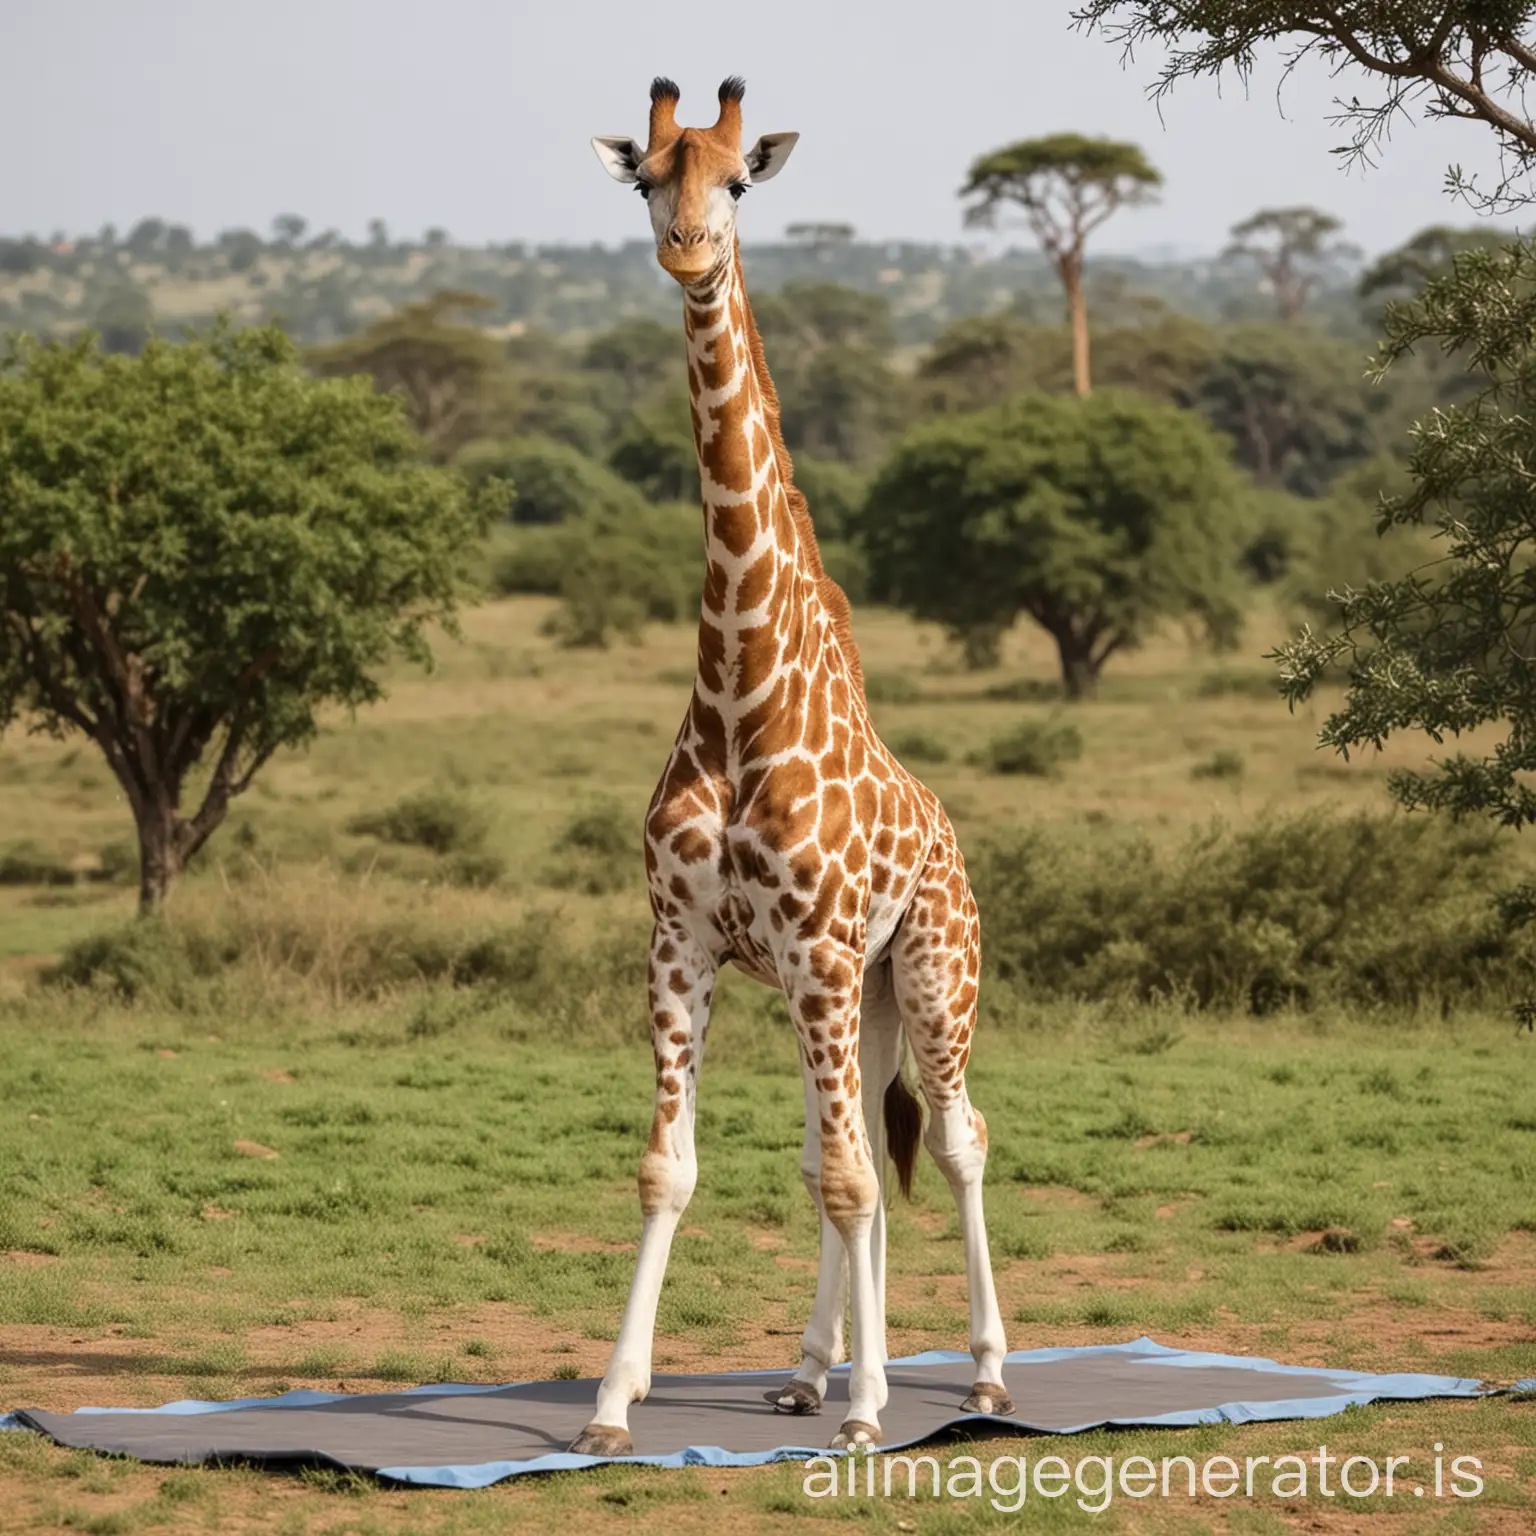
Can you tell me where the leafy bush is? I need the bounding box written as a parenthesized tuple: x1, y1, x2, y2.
(457, 435, 649, 525)
(1190, 749, 1245, 782)
(346, 788, 490, 856)
(542, 801, 641, 895)
(819, 540, 871, 605)
(970, 809, 1527, 1013)
(544, 502, 702, 648)
(1196, 670, 1280, 700)
(863, 672, 923, 706)
(0, 842, 75, 887)
(43, 886, 650, 1035)
(972, 721, 1084, 777)
(887, 729, 951, 765)
(485, 525, 567, 597)
(793, 457, 869, 543)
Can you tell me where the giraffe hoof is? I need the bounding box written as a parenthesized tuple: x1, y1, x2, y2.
(831, 1419, 882, 1449)
(773, 1380, 822, 1415)
(568, 1422, 634, 1457)
(961, 1383, 1014, 1416)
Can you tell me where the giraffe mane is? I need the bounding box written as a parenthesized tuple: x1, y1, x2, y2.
(730, 242, 867, 700)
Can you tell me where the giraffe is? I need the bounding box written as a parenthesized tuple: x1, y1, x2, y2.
(572, 75, 1010, 1455)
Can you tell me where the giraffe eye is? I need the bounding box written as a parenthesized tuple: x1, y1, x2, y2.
(728, 182, 748, 201)
(635, 182, 652, 200)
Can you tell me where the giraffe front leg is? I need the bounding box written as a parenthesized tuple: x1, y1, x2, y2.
(569, 924, 715, 1456)
(789, 939, 887, 1449)
(776, 1057, 847, 1415)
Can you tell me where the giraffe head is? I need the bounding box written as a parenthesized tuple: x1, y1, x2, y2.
(592, 77, 798, 283)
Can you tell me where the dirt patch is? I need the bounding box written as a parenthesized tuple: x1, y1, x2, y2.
(1134, 1130, 1194, 1150)
(0, 1250, 57, 1269)
(256, 1069, 296, 1084)
(528, 1231, 635, 1255)
(1017, 1184, 1099, 1209)
(232, 1140, 278, 1160)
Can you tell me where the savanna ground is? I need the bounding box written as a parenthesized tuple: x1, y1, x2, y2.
(1, 596, 1534, 1533)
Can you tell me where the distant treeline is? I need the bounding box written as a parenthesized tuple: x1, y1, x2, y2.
(0, 215, 1368, 348)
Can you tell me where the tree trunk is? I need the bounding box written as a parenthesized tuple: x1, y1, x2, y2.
(135, 799, 185, 915)
(1056, 636, 1100, 701)
(1063, 255, 1091, 398)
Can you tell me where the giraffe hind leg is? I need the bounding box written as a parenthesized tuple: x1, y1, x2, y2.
(890, 840, 1011, 1414)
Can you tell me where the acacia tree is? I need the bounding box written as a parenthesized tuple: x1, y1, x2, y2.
(0, 325, 495, 912)
(960, 134, 1161, 397)
(1224, 207, 1358, 322)
(309, 290, 506, 459)
(1072, 3, 1536, 210)
(860, 390, 1245, 696)
(1275, 243, 1536, 827)
(1075, 1, 1536, 851)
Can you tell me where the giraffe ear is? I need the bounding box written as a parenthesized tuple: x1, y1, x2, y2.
(744, 132, 799, 182)
(591, 136, 642, 183)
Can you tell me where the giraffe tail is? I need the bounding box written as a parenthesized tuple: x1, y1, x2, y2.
(883, 1072, 923, 1200)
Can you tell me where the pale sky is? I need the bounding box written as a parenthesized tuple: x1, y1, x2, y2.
(3, 0, 1514, 256)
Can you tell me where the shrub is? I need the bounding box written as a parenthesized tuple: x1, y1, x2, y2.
(984, 678, 1062, 704)
(544, 502, 702, 648)
(887, 729, 951, 765)
(1190, 749, 1245, 782)
(1196, 670, 1279, 700)
(457, 435, 648, 525)
(96, 840, 139, 885)
(971, 721, 1084, 777)
(969, 809, 1528, 1013)
(486, 525, 567, 597)
(0, 842, 75, 887)
(543, 801, 641, 896)
(863, 672, 923, 706)
(346, 789, 490, 857)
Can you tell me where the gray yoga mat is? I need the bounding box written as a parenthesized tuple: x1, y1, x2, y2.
(4, 1340, 1486, 1487)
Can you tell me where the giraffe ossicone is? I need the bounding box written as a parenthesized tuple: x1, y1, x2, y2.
(571, 75, 1010, 1456)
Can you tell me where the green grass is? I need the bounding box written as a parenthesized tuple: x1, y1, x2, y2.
(1, 1011, 1533, 1361)
(3, 596, 1536, 1532)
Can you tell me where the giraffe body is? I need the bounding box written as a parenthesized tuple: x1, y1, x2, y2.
(574, 77, 1009, 1454)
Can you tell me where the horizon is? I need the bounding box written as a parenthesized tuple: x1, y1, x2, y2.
(4, 0, 1521, 263)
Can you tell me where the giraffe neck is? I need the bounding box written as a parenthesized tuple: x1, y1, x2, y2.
(681, 244, 819, 732)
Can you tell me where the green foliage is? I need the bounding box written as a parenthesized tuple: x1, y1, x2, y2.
(972, 720, 1085, 777)
(346, 788, 489, 856)
(581, 317, 680, 395)
(861, 389, 1247, 698)
(308, 290, 506, 458)
(1193, 325, 1395, 496)
(971, 810, 1527, 1012)
(1358, 224, 1516, 311)
(0, 842, 77, 887)
(607, 388, 699, 503)
(1281, 457, 1437, 626)
(459, 435, 648, 525)
(542, 800, 642, 895)
(961, 134, 1162, 221)
(1276, 239, 1536, 828)
(545, 501, 702, 648)
(886, 728, 950, 765)
(1191, 747, 1245, 781)
(754, 280, 896, 354)
(920, 314, 1217, 413)
(484, 525, 567, 597)
(1071, 3, 1536, 213)
(790, 455, 868, 543)
(0, 324, 492, 910)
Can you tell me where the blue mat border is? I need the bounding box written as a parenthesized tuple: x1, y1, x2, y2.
(3, 1337, 1494, 1488)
